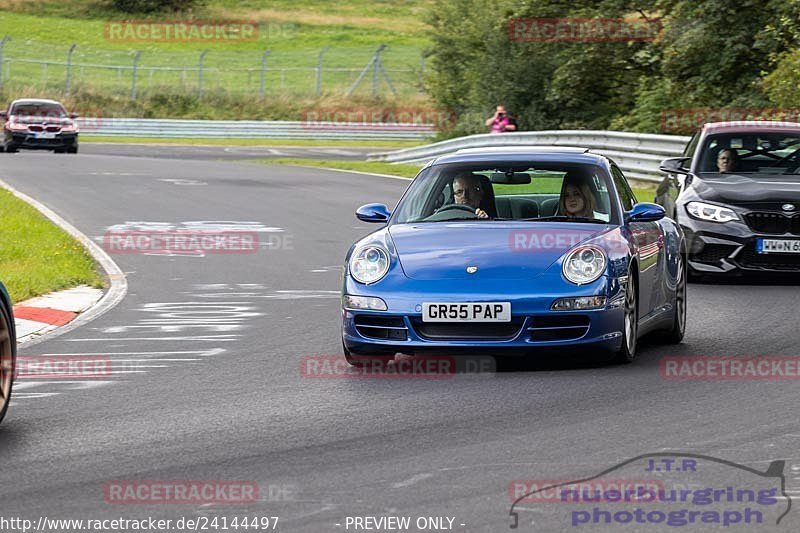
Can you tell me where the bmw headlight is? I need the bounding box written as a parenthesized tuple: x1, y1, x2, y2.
(686, 201, 739, 223)
(563, 245, 607, 285)
(349, 245, 390, 284)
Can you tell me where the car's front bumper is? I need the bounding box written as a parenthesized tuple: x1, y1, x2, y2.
(681, 216, 800, 273)
(342, 275, 626, 356)
(7, 131, 78, 149)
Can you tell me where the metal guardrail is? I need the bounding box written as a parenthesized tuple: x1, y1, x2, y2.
(368, 130, 691, 183)
(76, 118, 436, 141)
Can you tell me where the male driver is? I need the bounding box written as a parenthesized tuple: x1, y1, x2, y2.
(453, 173, 489, 218)
(717, 149, 738, 172)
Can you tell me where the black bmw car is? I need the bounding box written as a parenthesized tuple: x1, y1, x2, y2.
(657, 121, 800, 277)
(1, 98, 79, 154)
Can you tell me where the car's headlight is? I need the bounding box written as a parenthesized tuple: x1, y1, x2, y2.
(349, 245, 390, 284)
(563, 245, 606, 285)
(686, 201, 739, 223)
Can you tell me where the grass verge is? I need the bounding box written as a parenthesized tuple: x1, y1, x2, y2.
(0, 187, 103, 303)
(255, 158, 659, 200)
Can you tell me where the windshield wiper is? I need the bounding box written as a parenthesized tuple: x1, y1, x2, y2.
(522, 215, 607, 223)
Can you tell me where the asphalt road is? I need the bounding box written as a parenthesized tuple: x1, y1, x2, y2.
(80, 143, 378, 161)
(1, 150, 799, 532)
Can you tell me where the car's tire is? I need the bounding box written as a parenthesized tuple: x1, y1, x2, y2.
(0, 300, 16, 425)
(343, 342, 394, 368)
(5, 144, 17, 153)
(662, 254, 687, 344)
(67, 145, 78, 154)
(53, 148, 66, 154)
(613, 272, 638, 364)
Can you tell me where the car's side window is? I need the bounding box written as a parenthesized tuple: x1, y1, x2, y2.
(611, 166, 635, 211)
(683, 132, 700, 162)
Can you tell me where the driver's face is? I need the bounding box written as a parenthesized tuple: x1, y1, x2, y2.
(717, 150, 736, 172)
(453, 176, 483, 209)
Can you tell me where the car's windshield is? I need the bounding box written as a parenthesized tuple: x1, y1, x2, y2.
(699, 132, 800, 175)
(10, 103, 67, 119)
(392, 161, 615, 224)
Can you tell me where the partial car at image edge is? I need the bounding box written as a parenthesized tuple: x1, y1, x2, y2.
(658, 121, 800, 278)
(0, 282, 15, 424)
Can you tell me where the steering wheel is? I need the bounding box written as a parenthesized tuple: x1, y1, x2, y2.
(437, 204, 479, 215)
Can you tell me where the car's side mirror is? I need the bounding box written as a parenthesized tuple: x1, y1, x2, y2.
(356, 203, 391, 223)
(659, 157, 691, 176)
(627, 202, 666, 223)
(69, 113, 79, 119)
(0, 111, 7, 119)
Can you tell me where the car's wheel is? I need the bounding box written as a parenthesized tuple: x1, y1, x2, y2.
(343, 342, 394, 368)
(5, 144, 17, 153)
(0, 301, 16, 424)
(614, 272, 638, 364)
(67, 145, 78, 154)
(662, 254, 687, 344)
(53, 148, 66, 154)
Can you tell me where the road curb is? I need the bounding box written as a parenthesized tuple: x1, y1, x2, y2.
(0, 177, 128, 347)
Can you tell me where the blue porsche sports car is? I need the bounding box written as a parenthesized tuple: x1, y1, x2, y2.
(342, 147, 686, 365)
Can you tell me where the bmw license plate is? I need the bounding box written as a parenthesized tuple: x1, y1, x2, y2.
(757, 238, 800, 254)
(31, 132, 57, 139)
(422, 302, 511, 322)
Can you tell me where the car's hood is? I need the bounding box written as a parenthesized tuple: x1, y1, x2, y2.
(389, 222, 611, 280)
(695, 174, 800, 205)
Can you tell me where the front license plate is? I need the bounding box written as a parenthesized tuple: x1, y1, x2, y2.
(757, 238, 800, 254)
(422, 302, 511, 322)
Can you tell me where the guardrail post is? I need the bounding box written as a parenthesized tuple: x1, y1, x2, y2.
(0, 37, 9, 88)
(131, 51, 141, 100)
(65, 44, 76, 96)
(197, 50, 208, 98)
(316, 47, 328, 96)
(258, 49, 270, 99)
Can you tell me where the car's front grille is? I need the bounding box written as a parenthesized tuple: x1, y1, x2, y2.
(410, 318, 525, 340)
(694, 243, 737, 263)
(27, 125, 43, 132)
(354, 315, 408, 341)
(736, 246, 800, 271)
(527, 315, 590, 342)
(45, 125, 61, 132)
(743, 212, 800, 235)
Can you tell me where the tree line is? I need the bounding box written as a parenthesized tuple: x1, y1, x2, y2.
(425, 0, 800, 135)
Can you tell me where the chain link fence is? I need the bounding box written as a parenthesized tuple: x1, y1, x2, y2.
(0, 37, 427, 99)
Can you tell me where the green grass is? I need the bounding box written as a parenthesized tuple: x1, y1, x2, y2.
(0, 186, 103, 302)
(0, 1, 432, 100)
(255, 158, 658, 201)
(82, 136, 423, 148)
(253, 158, 424, 176)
